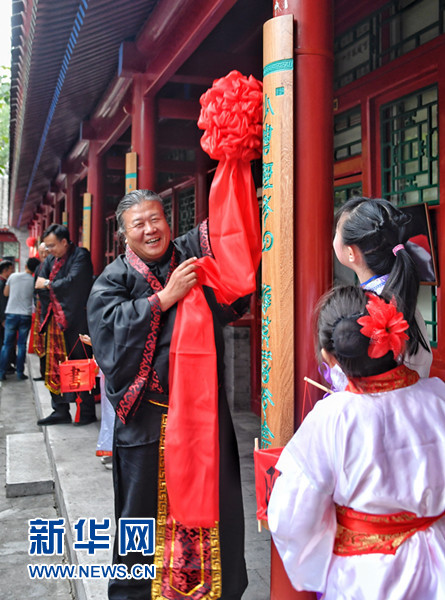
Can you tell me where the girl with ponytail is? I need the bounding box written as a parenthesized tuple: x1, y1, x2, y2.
(268, 286, 445, 599)
(333, 196, 431, 377)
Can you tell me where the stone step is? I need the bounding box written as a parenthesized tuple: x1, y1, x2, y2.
(6, 432, 54, 498)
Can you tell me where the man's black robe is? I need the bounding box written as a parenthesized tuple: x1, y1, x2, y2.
(39, 245, 95, 415)
(39, 245, 92, 336)
(87, 222, 249, 600)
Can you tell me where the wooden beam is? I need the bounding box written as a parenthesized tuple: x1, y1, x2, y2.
(171, 52, 261, 85)
(55, 168, 67, 188)
(157, 159, 196, 175)
(68, 88, 132, 166)
(95, 77, 132, 120)
(104, 181, 125, 197)
(158, 98, 201, 120)
(158, 122, 201, 149)
(118, 41, 146, 78)
(42, 192, 55, 207)
(169, 73, 215, 86)
(80, 121, 104, 142)
(11, 11, 24, 27)
(61, 155, 88, 183)
(106, 155, 125, 171)
(136, 0, 238, 96)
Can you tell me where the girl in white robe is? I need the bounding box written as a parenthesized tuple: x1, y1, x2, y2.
(268, 286, 445, 599)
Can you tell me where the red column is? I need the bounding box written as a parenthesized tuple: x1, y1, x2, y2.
(270, 1, 334, 600)
(87, 141, 105, 275)
(195, 147, 208, 224)
(434, 59, 445, 377)
(132, 76, 156, 190)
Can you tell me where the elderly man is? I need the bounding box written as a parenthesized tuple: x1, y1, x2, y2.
(35, 224, 96, 426)
(87, 189, 249, 600)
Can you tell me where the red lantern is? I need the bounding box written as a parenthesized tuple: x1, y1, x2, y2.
(26, 236, 37, 247)
(58, 357, 99, 393)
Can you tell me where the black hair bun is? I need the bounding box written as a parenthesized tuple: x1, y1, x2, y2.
(332, 317, 369, 359)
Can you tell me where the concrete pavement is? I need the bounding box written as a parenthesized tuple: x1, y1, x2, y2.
(0, 352, 271, 599)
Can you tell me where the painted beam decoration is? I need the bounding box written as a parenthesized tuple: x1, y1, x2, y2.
(82, 193, 91, 250)
(125, 152, 137, 193)
(261, 14, 294, 449)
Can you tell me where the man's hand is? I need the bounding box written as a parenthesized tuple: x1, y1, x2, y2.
(35, 276, 47, 290)
(79, 334, 92, 346)
(157, 257, 199, 311)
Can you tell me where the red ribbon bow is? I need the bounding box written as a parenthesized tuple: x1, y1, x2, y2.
(165, 71, 262, 527)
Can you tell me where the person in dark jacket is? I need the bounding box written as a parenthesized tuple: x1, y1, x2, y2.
(35, 224, 96, 426)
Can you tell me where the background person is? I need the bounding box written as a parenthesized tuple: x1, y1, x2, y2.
(0, 260, 15, 373)
(0, 257, 40, 380)
(268, 286, 445, 599)
(35, 224, 96, 426)
(79, 333, 114, 470)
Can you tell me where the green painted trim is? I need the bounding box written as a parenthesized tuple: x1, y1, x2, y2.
(263, 58, 294, 77)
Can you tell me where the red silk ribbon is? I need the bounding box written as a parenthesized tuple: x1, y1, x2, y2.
(165, 71, 262, 527)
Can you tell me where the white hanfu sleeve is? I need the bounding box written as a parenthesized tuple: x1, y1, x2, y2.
(267, 436, 337, 592)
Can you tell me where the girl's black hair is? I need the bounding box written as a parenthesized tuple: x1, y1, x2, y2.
(335, 197, 429, 355)
(316, 286, 398, 378)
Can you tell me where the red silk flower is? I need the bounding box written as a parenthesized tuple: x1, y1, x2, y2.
(197, 70, 263, 162)
(357, 294, 409, 359)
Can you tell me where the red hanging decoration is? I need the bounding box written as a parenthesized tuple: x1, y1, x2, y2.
(26, 236, 37, 247)
(59, 358, 98, 393)
(254, 446, 283, 520)
(58, 338, 99, 393)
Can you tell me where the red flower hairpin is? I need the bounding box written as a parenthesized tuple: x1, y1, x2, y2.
(357, 294, 409, 359)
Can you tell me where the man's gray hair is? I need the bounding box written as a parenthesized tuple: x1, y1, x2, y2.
(116, 190, 165, 237)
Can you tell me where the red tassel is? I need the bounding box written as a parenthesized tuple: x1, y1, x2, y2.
(74, 394, 82, 423)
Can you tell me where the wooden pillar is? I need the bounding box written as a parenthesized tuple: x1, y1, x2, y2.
(132, 76, 156, 190)
(261, 14, 295, 453)
(274, 0, 334, 423)
(262, 13, 303, 600)
(66, 175, 78, 244)
(87, 141, 105, 275)
(267, 1, 334, 599)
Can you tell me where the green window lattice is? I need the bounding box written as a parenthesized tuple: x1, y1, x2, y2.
(381, 85, 438, 345)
